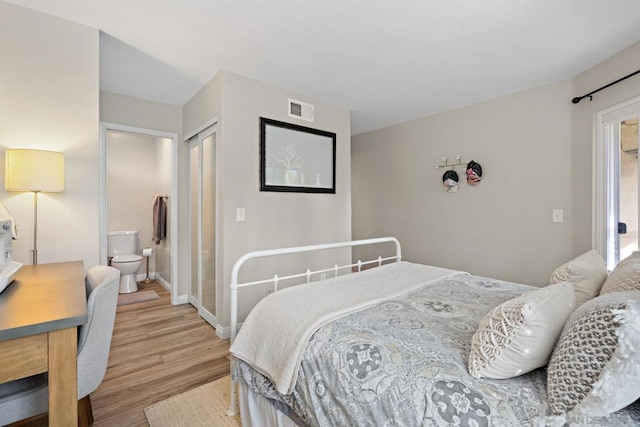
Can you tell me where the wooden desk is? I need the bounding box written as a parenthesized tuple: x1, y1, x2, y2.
(0, 261, 87, 426)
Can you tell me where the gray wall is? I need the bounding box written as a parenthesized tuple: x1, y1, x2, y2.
(183, 70, 352, 326)
(353, 81, 573, 286)
(352, 40, 640, 287)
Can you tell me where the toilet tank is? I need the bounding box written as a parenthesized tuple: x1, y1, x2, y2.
(107, 230, 139, 257)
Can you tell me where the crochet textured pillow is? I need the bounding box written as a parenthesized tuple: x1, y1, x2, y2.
(468, 282, 575, 379)
(546, 290, 640, 421)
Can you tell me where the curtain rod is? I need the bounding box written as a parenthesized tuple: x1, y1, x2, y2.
(572, 68, 640, 104)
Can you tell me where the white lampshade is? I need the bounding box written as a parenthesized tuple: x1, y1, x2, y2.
(5, 149, 65, 192)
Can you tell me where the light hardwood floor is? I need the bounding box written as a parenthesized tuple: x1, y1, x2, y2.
(14, 281, 230, 426)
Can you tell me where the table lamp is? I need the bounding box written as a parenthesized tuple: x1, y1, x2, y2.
(5, 149, 65, 264)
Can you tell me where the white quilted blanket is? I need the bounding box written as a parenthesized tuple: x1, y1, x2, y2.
(229, 261, 464, 394)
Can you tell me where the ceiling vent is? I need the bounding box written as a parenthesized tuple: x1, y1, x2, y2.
(288, 98, 314, 122)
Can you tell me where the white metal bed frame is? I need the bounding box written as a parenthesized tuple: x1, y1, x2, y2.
(227, 237, 402, 416)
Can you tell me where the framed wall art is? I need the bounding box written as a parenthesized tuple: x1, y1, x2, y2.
(260, 117, 336, 193)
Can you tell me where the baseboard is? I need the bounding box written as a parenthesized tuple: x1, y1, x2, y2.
(154, 274, 189, 304)
(154, 274, 171, 292)
(215, 322, 243, 340)
(216, 325, 230, 339)
(175, 294, 189, 304)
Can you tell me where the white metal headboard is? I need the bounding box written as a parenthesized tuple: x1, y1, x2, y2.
(227, 236, 401, 415)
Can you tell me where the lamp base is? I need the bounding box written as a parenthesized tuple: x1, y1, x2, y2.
(31, 191, 39, 265)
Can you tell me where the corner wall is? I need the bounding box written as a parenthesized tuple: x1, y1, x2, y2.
(0, 2, 99, 267)
(183, 70, 352, 326)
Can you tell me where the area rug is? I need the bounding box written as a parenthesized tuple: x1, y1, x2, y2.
(117, 290, 159, 306)
(144, 376, 241, 427)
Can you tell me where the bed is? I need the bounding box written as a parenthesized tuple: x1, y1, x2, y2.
(227, 238, 640, 426)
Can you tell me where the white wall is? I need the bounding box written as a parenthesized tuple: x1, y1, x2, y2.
(0, 2, 99, 267)
(183, 70, 352, 326)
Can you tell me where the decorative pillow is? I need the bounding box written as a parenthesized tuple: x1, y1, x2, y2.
(468, 282, 575, 379)
(546, 290, 640, 419)
(550, 250, 607, 308)
(599, 251, 640, 295)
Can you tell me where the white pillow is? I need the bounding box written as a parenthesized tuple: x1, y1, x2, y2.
(546, 290, 640, 420)
(550, 250, 607, 308)
(599, 251, 640, 295)
(468, 282, 575, 379)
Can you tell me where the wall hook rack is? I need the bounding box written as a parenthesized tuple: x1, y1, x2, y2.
(434, 155, 465, 170)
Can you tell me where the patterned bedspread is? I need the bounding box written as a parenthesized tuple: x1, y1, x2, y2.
(234, 272, 640, 426)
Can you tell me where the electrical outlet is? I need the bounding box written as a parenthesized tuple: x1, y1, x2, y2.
(236, 207, 246, 222)
(552, 209, 564, 223)
(320, 273, 327, 280)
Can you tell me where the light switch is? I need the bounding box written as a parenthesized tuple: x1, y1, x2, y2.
(236, 208, 246, 222)
(552, 209, 563, 223)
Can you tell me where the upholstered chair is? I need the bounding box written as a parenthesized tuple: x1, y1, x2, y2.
(0, 266, 120, 426)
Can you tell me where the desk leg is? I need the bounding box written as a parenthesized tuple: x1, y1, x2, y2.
(48, 327, 78, 427)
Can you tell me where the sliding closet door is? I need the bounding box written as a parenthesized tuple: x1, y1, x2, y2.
(188, 125, 218, 327)
(201, 132, 216, 318)
(189, 140, 200, 307)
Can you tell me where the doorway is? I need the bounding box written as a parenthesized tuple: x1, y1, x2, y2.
(188, 124, 219, 327)
(99, 122, 180, 303)
(595, 98, 640, 270)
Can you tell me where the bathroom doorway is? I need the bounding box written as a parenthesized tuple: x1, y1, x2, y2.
(99, 122, 179, 303)
(187, 124, 219, 327)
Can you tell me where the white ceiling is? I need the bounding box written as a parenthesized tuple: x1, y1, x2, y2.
(5, 0, 640, 134)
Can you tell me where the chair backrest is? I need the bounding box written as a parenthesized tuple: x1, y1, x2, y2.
(77, 266, 120, 398)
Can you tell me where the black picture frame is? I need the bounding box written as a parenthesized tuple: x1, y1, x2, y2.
(260, 117, 336, 194)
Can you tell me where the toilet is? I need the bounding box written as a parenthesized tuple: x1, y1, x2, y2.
(107, 230, 143, 294)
